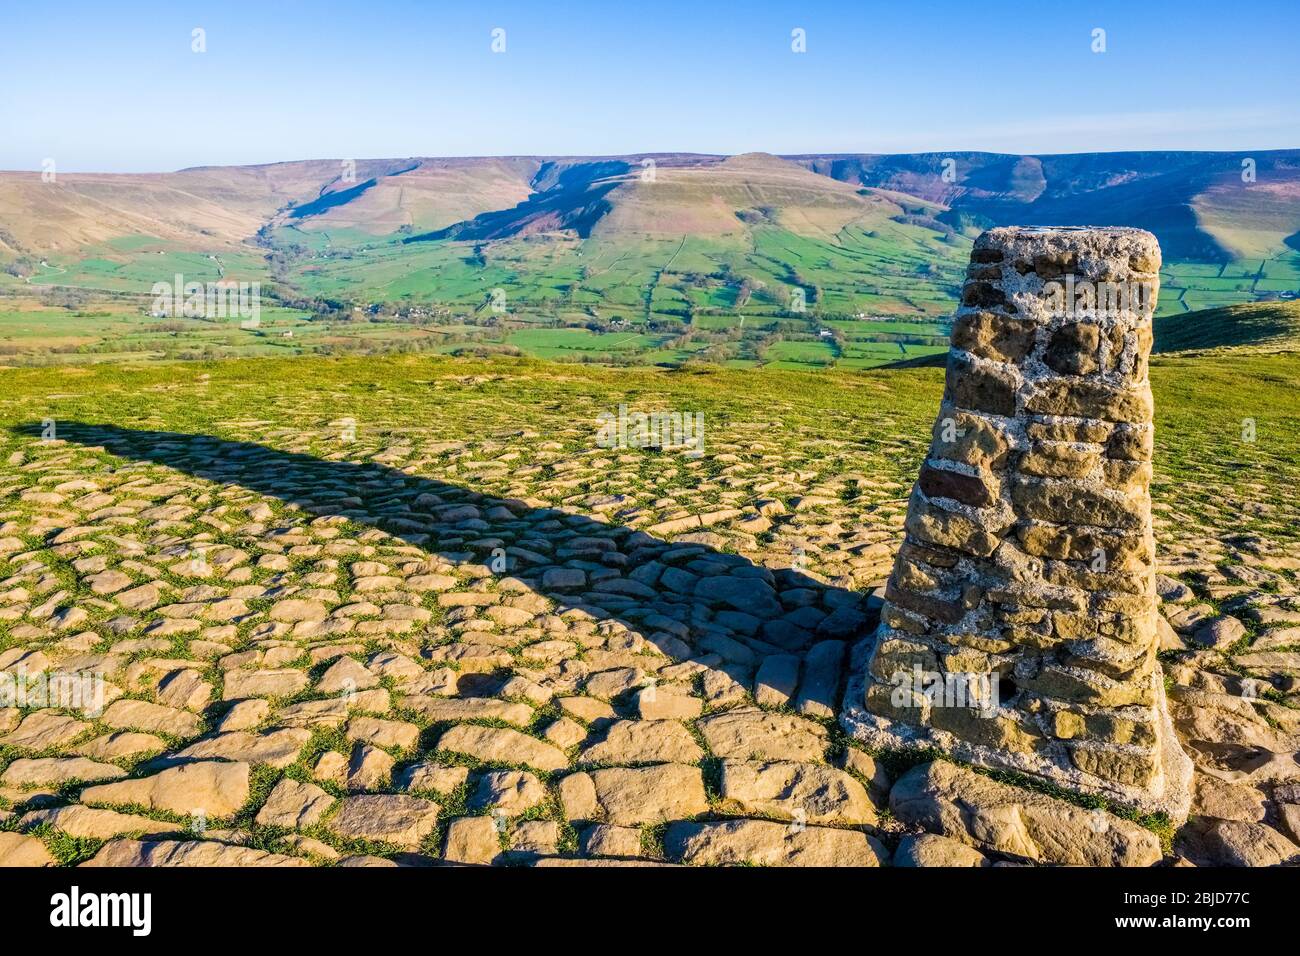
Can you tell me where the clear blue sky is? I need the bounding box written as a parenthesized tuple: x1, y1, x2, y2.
(2, 0, 1297, 172)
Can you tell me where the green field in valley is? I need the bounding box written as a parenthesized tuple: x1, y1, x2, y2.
(6, 209, 1299, 370)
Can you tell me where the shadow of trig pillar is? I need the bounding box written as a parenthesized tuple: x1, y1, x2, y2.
(842, 226, 1192, 819)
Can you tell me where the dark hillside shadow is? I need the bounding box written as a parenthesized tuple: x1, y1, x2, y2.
(15, 422, 876, 719)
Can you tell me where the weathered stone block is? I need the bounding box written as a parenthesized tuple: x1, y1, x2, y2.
(884, 581, 964, 625)
(1106, 424, 1153, 461)
(868, 637, 941, 682)
(928, 702, 1045, 754)
(1018, 660, 1156, 707)
(1018, 442, 1100, 479)
(961, 281, 1011, 310)
(1129, 250, 1160, 273)
(987, 583, 1087, 611)
(1011, 476, 1145, 531)
(905, 495, 1002, 557)
(1043, 322, 1101, 375)
(1024, 379, 1152, 423)
(928, 409, 1013, 470)
(1051, 710, 1087, 739)
(1042, 560, 1150, 596)
(1068, 744, 1158, 788)
(881, 603, 930, 635)
(1085, 712, 1157, 747)
(1052, 611, 1101, 641)
(892, 554, 943, 592)
(1027, 418, 1113, 443)
(1102, 458, 1152, 492)
(947, 355, 1019, 417)
(918, 462, 999, 506)
(953, 311, 1038, 363)
(1017, 521, 1150, 567)
(898, 539, 960, 569)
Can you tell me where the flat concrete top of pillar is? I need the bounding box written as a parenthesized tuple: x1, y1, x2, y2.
(973, 226, 1161, 274)
(983, 225, 1154, 237)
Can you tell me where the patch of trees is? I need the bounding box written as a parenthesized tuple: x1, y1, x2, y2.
(266, 288, 352, 317)
(444, 344, 523, 359)
(735, 278, 754, 309)
(893, 214, 954, 235)
(40, 287, 92, 310)
(3, 255, 39, 278)
(735, 206, 777, 225)
(644, 318, 684, 333)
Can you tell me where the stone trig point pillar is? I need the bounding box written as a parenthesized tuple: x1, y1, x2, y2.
(843, 226, 1192, 819)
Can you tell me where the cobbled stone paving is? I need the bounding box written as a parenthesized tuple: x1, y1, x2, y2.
(0, 360, 1297, 867)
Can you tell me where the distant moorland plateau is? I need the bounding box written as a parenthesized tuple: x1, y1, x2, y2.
(2, 149, 1298, 367)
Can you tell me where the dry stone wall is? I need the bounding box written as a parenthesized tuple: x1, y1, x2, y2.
(842, 226, 1193, 819)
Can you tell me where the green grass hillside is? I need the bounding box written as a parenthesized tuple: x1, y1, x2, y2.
(1155, 299, 1300, 354)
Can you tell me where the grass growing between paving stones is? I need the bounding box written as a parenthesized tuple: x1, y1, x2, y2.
(21, 821, 105, 866)
(3, 349, 1293, 590)
(0, 348, 1296, 865)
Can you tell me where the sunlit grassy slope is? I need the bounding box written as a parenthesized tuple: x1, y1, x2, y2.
(1155, 299, 1300, 354)
(1, 350, 1295, 551)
